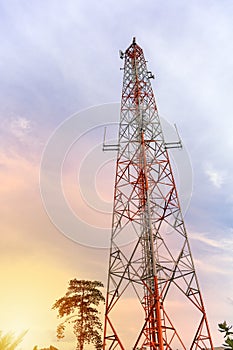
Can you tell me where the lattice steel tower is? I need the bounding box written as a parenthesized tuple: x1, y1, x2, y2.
(103, 38, 213, 350)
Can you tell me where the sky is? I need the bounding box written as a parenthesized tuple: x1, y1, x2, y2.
(0, 0, 233, 348)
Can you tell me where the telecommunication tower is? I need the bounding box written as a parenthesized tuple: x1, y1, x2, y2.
(103, 38, 213, 350)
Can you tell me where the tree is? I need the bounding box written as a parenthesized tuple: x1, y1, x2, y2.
(0, 330, 27, 350)
(52, 279, 105, 350)
(218, 321, 233, 349)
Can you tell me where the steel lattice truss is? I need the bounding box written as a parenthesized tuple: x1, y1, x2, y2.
(103, 38, 213, 350)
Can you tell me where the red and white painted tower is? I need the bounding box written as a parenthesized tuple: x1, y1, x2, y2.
(103, 38, 213, 350)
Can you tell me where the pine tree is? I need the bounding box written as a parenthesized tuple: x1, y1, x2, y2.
(52, 279, 104, 350)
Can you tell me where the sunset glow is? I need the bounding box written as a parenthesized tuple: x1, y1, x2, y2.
(1, 1, 233, 349)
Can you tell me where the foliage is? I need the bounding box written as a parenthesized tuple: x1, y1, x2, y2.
(218, 321, 233, 349)
(0, 330, 27, 350)
(52, 279, 105, 350)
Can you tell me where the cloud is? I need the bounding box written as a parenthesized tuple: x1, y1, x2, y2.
(1, 115, 32, 140)
(203, 162, 226, 188)
(191, 231, 223, 249)
(227, 297, 233, 305)
(191, 230, 233, 253)
(0, 114, 45, 164)
(195, 258, 229, 275)
(0, 150, 36, 194)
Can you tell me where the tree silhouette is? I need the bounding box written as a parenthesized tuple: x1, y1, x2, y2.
(52, 279, 104, 350)
(218, 321, 233, 349)
(0, 330, 27, 350)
